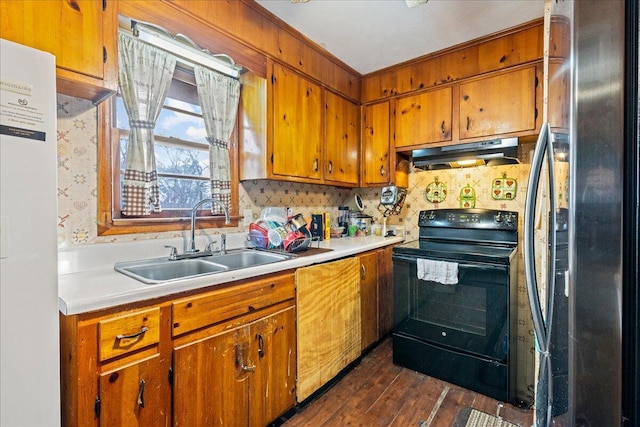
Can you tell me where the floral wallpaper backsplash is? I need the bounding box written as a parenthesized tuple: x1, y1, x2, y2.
(56, 96, 99, 246)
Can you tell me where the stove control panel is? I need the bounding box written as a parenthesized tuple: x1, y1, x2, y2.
(418, 208, 518, 229)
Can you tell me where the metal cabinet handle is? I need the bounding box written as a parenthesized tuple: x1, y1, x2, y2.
(441, 121, 446, 134)
(257, 334, 265, 358)
(379, 165, 385, 176)
(116, 326, 148, 340)
(241, 364, 256, 372)
(313, 158, 319, 172)
(137, 379, 145, 408)
(466, 116, 471, 131)
(361, 264, 366, 280)
(328, 160, 333, 174)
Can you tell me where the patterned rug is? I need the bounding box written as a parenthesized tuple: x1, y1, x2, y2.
(451, 407, 518, 427)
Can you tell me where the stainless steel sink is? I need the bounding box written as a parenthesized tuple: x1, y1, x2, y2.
(206, 250, 292, 269)
(115, 249, 294, 284)
(115, 258, 229, 284)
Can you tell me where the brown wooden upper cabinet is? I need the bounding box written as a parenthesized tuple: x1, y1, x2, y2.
(390, 66, 539, 151)
(241, 62, 360, 187)
(361, 101, 391, 186)
(459, 66, 538, 140)
(548, 60, 570, 131)
(324, 91, 360, 186)
(394, 87, 453, 148)
(0, 0, 117, 103)
(271, 63, 324, 181)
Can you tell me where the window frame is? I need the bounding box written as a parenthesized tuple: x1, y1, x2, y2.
(97, 93, 240, 236)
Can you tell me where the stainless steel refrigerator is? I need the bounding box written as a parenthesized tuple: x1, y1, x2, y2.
(524, 1, 639, 426)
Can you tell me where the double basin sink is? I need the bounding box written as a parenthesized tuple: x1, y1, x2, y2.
(115, 249, 294, 284)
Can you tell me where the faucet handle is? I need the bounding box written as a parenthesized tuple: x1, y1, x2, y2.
(164, 245, 178, 260)
(205, 241, 218, 253)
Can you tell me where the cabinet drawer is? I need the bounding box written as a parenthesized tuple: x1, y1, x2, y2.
(98, 308, 160, 361)
(172, 272, 295, 337)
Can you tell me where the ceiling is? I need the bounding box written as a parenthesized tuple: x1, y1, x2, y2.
(254, 0, 544, 75)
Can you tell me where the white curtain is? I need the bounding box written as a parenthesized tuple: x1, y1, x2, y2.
(194, 65, 240, 215)
(118, 32, 176, 216)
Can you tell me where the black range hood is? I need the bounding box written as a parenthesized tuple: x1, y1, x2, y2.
(412, 137, 519, 170)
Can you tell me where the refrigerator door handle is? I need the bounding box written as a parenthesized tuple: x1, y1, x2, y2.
(545, 132, 557, 343)
(524, 122, 550, 349)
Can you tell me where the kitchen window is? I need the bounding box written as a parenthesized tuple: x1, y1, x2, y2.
(97, 68, 240, 235)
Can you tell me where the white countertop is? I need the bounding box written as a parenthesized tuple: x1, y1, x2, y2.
(58, 234, 404, 316)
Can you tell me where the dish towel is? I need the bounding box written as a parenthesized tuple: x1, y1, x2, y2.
(417, 258, 459, 285)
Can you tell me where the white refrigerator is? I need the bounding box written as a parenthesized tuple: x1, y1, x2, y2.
(0, 39, 61, 426)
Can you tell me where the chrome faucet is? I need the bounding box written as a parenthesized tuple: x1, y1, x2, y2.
(188, 198, 230, 254)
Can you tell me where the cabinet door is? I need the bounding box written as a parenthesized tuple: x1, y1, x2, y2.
(359, 252, 379, 351)
(296, 257, 361, 401)
(0, 0, 116, 103)
(459, 67, 537, 139)
(98, 355, 169, 427)
(362, 101, 391, 186)
(173, 327, 251, 427)
(271, 63, 323, 181)
(548, 61, 570, 131)
(1, 0, 104, 79)
(250, 307, 297, 427)
(394, 87, 453, 148)
(324, 91, 360, 186)
(377, 246, 395, 338)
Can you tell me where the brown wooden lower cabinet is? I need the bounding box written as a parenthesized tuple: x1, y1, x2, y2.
(359, 246, 395, 352)
(251, 307, 297, 426)
(99, 354, 170, 427)
(377, 245, 394, 337)
(359, 251, 379, 351)
(173, 306, 296, 427)
(173, 326, 251, 426)
(60, 271, 296, 427)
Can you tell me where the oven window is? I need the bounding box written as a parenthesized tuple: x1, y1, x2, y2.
(412, 281, 487, 335)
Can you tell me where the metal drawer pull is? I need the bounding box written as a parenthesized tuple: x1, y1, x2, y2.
(361, 264, 367, 279)
(241, 364, 256, 372)
(137, 379, 145, 408)
(116, 326, 149, 340)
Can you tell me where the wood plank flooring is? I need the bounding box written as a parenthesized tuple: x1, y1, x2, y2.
(282, 338, 533, 427)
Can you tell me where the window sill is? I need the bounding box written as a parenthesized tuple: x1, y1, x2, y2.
(98, 213, 242, 236)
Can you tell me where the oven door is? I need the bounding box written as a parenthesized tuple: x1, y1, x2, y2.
(393, 253, 510, 363)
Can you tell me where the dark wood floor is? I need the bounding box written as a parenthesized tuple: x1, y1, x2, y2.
(283, 338, 533, 427)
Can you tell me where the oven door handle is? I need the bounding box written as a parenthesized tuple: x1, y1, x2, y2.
(392, 254, 508, 271)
